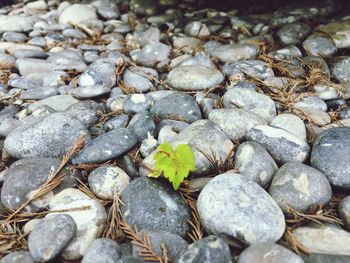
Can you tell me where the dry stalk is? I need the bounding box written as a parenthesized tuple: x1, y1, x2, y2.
(120, 221, 169, 263)
(0, 222, 28, 256)
(76, 178, 111, 207)
(102, 194, 124, 240)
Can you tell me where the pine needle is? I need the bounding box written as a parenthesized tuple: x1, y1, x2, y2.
(102, 194, 124, 240)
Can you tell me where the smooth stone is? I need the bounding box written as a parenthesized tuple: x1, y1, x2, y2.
(127, 111, 157, 142)
(150, 93, 202, 123)
(208, 108, 267, 141)
(302, 254, 350, 263)
(173, 36, 201, 53)
(49, 198, 107, 260)
(24, 0, 48, 15)
(123, 94, 154, 114)
(296, 107, 331, 126)
(209, 43, 259, 63)
(175, 235, 231, 263)
(0, 251, 35, 263)
(88, 165, 130, 200)
(72, 85, 111, 99)
(339, 196, 350, 231)
(332, 57, 350, 83)
(0, 15, 36, 33)
(141, 120, 234, 176)
(223, 88, 276, 122)
(270, 113, 307, 141)
(268, 45, 302, 60)
(238, 243, 304, 263)
(311, 127, 350, 188)
(140, 135, 158, 157)
(103, 115, 129, 131)
(65, 100, 103, 128)
(303, 34, 337, 57)
(28, 95, 79, 112)
(121, 177, 191, 237)
(313, 84, 339, 100)
(184, 21, 209, 37)
(122, 66, 158, 93)
(4, 113, 90, 159)
(0, 52, 15, 70)
(16, 58, 55, 78)
(1, 157, 61, 210)
(294, 96, 328, 112)
(19, 86, 58, 100)
(197, 173, 285, 244)
(293, 224, 350, 256)
(158, 125, 178, 144)
(132, 230, 188, 261)
(235, 141, 278, 188)
(58, 4, 97, 25)
(72, 128, 137, 164)
(246, 125, 310, 164)
(317, 20, 350, 48)
(277, 22, 311, 45)
(3, 32, 28, 43)
(82, 238, 120, 263)
(222, 60, 274, 80)
(167, 65, 223, 91)
(28, 214, 77, 262)
(130, 42, 170, 67)
(0, 118, 21, 137)
(78, 61, 116, 88)
(269, 162, 332, 213)
(0, 42, 42, 55)
(134, 25, 160, 47)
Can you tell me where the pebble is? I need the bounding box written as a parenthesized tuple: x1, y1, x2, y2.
(122, 66, 158, 93)
(0, 251, 35, 263)
(302, 34, 337, 56)
(130, 42, 170, 67)
(167, 65, 224, 91)
(123, 94, 154, 114)
(209, 43, 259, 63)
(208, 108, 267, 141)
(72, 128, 137, 165)
(331, 57, 350, 83)
(235, 141, 278, 188)
(269, 161, 332, 213)
(222, 59, 274, 80)
(311, 127, 350, 188)
(127, 111, 157, 142)
(223, 87, 276, 122)
(197, 173, 285, 244)
(175, 235, 231, 263)
(150, 93, 202, 123)
(270, 113, 307, 140)
(277, 22, 311, 45)
(4, 112, 90, 159)
(58, 4, 97, 25)
(238, 243, 304, 263)
(0, 15, 36, 33)
(28, 214, 77, 262)
(246, 125, 310, 164)
(121, 177, 191, 237)
(88, 165, 130, 199)
(82, 238, 121, 263)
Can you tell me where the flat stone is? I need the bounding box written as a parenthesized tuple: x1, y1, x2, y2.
(222, 60, 274, 80)
(0, 15, 36, 33)
(269, 162, 332, 213)
(208, 108, 267, 141)
(235, 141, 278, 188)
(19, 86, 59, 100)
(130, 42, 170, 67)
(166, 65, 224, 91)
(123, 94, 154, 114)
(72, 85, 111, 99)
(270, 113, 307, 141)
(238, 243, 304, 263)
(4, 113, 90, 159)
(277, 22, 311, 45)
(0, 42, 42, 55)
(16, 58, 55, 79)
(58, 4, 97, 25)
(141, 120, 234, 176)
(123, 66, 158, 93)
(78, 61, 116, 88)
(65, 100, 103, 128)
(121, 177, 191, 237)
(175, 235, 231, 263)
(303, 34, 337, 56)
(197, 173, 285, 244)
(223, 87, 276, 122)
(246, 125, 310, 164)
(1, 158, 61, 211)
(28, 95, 79, 112)
(150, 93, 202, 123)
(209, 43, 259, 63)
(311, 127, 350, 188)
(88, 165, 130, 199)
(82, 238, 120, 263)
(28, 214, 77, 262)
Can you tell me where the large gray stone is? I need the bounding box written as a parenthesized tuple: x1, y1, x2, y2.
(4, 113, 90, 159)
(197, 173, 285, 244)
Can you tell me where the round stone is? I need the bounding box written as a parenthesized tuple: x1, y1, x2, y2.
(59, 4, 97, 25)
(82, 238, 120, 263)
(88, 165, 130, 199)
(270, 113, 307, 141)
(332, 57, 350, 83)
(28, 214, 77, 262)
(121, 177, 191, 237)
(269, 162, 332, 213)
(197, 173, 285, 244)
(166, 65, 223, 91)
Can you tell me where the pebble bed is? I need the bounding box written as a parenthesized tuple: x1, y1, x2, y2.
(0, 0, 350, 262)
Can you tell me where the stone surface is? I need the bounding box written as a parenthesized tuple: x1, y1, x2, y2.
(121, 177, 191, 237)
(0, 251, 35, 263)
(269, 162, 332, 213)
(222, 60, 274, 80)
(4, 113, 90, 159)
(28, 214, 77, 262)
(339, 196, 350, 231)
(197, 173, 285, 244)
(270, 113, 307, 140)
(59, 4, 97, 25)
(175, 235, 231, 263)
(209, 43, 259, 63)
(235, 141, 278, 188)
(246, 125, 310, 164)
(82, 238, 121, 263)
(311, 127, 350, 188)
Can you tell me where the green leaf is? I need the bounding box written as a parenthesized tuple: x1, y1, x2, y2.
(149, 142, 196, 190)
